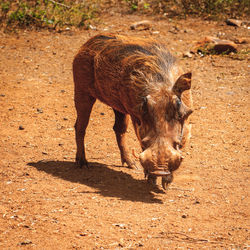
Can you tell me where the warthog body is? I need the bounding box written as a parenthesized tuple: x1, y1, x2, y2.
(73, 34, 193, 189)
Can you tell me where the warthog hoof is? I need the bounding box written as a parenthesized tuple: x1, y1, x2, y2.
(76, 157, 89, 169)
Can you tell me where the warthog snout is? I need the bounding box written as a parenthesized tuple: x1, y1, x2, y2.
(139, 141, 183, 177)
(139, 143, 183, 189)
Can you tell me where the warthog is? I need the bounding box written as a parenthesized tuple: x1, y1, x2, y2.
(73, 34, 193, 189)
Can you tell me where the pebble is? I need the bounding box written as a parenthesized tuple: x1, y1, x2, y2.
(226, 19, 243, 27)
(79, 232, 88, 236)
(183, 51, 193, 58)
(89, 25, 97, 30)
(19, 125, 25, 130)
(130, 20, 152, 31)
(194, 36, 237, 55)
(37, 108, 43, 113)
(19, 240, 32, 245)
(113, 223, 126, 229)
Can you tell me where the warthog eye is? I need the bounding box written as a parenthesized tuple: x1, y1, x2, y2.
(142, 96, 148, 115)
(176, 98, 181, 110)
(173, 141, 182, 150)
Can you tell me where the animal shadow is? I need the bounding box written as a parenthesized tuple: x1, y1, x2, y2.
(28, 160, 164, 204)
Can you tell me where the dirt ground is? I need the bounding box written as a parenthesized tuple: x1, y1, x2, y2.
(0, 14, 249, 249)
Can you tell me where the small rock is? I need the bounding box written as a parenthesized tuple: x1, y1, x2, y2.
(130, 20, 152, 31)
(183, 28, 193, 34)
(89, 25, 97, 30)
(226, 19, 242, 27)
(19, 125, 24, 130)
(113, 223, 126, 229)
(182, 214, 187, 218)
(226, 19, 243, 27)
(151, 217, 160, 221)
(63, 117, 68, 120)
(194, 36, 237, 55)
(100, 112, 105, 116)
(0, 94, 5, 97)
(37, 108, 43, 113)
(57, 124, 63, 130)
(183, 51, 193, 58)
(79, 232, 88, 236)
(233, 37, 249, 44)
(19, 240, 32, 245)
(17, 188, 26, 191)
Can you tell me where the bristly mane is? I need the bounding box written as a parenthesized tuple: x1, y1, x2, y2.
(84, 34, 179, 114)
(114, 36, 177, 94)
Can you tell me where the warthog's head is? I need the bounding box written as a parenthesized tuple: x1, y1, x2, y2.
(133, 72, 193, 188)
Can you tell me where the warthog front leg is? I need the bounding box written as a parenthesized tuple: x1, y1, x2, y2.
(113, 109, 136, 169)
(74, 94, 96, 168)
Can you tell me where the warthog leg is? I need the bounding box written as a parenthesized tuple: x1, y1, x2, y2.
(145, 169, 173, 189)
(74, 94, 96, 168)
(113, 109, 136, 169)
(147, 174, 157, 185)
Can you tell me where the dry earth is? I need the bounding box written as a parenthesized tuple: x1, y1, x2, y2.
(0, 14, 249, 249)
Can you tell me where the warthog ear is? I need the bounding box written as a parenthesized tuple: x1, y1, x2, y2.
(172, 72, 192, 97)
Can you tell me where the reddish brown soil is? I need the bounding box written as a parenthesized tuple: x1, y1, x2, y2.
(0, 14, 249, 249)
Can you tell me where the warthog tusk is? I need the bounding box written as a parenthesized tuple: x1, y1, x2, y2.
(132, 149, 139, 159)
(162, 174, 173, 190)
